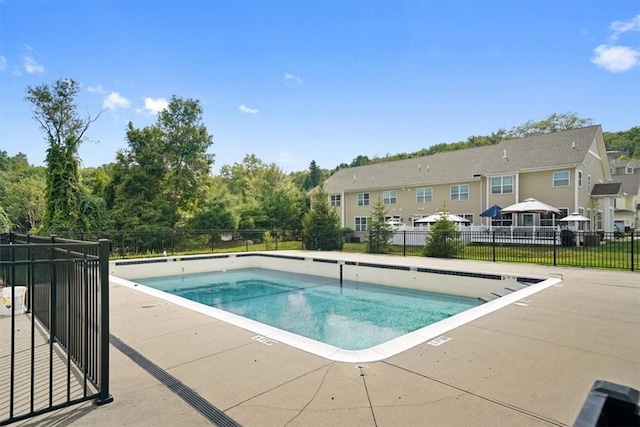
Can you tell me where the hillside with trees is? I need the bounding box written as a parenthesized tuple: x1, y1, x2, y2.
(0, 78, 638, 235)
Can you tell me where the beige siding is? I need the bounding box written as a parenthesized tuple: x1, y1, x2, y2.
(518, 169, 574, 208)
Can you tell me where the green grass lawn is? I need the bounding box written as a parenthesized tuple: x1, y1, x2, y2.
(111, 236, 638, 271)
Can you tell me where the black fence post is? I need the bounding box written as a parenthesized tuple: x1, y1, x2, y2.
(632, 230, 635, 272)
(553, 230, 557, 266)
(95, 239, 113, 405)
(492, 230, 496, 262)
(403, 231, 406, 257)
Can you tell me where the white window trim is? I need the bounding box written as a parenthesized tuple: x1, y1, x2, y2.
(416, 187, 433, 203)
(553, 171, 570, 187)
(383, 190, 397, 205)
(355, 216, 368, 231)
(450, 184, 469, 202)
(490, 176, 513, 195)
(577, 170, 582, 188)
(357, 192, 370, 206)
(329, 194, 341, 207)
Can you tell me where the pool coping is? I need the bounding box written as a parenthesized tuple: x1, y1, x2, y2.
(109, 270, 561, 363)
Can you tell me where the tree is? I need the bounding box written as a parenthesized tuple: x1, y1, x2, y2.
(423, 207, 462, 258)
(604, 127, 640, 158)
(25, 79, 103, 232)
(0, 206, 12, 233)
(302, 186, 341, 250)
(507, 112, 593, 139)
(0, 152, 46, 232)
(108, 96, 214, 229)
(303, 160, 322, 190)
(367, 197, 394, 253)
(219, 155, 305, 230)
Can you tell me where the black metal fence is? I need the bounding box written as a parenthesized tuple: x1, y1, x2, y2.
(59, 228, 638, 272)
(375, 229, 637, 271)
(0, 233, 112, 426)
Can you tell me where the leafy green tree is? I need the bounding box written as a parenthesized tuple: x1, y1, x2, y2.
(3, 173, 46, 232)
(350, 155, 370, 167)
(302, 186, 341, 250)
(108, 96, 214, 229)
(506, 112, 593, 139)
(423, 208, 462, 258)
(367, 197, 394, 253)
(0, 206, 12, 233)
(604, 127, 640, 158)
(0, 152, 46, 232)
(25, 78, 103, 232)
(220, 155, 305, 230)
(187, 200, 235, 230)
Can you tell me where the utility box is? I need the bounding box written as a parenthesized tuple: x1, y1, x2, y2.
(584, 233, 602, 246)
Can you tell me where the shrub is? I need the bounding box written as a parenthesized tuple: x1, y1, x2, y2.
(423, 214, 463, 258)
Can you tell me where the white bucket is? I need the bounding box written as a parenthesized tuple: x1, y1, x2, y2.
(1, 286, 27, 316)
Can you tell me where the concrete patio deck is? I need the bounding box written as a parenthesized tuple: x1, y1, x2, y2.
(10, 252, 640, 426)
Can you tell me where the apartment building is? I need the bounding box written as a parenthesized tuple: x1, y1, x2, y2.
(323, 125, 616, 234)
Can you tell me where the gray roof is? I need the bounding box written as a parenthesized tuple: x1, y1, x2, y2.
(611, 173, 640, 196)
(325, 125, 603, 193)
(590, 182, 622, 196)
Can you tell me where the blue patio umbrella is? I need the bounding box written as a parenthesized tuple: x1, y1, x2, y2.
(480, 204, 502, 218)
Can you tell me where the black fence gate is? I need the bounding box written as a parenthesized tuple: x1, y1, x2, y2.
(0, 233, 112, 425)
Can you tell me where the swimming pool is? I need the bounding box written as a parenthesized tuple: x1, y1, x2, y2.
(134, 268, 483, 351)
(110, 252, 561, 362)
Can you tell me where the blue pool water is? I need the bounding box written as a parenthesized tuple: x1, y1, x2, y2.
(135, 268, 483, 351)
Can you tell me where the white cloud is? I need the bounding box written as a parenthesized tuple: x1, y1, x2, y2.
(22, 45, 44, 74)
(0, 56, 6, 71)
(284, 72, 302, 83)
(103, 92, 131, 110)
(609, 14, 640, 41)
(239, 104, 259, 114)
(591, 44, 640, 72)
(87, 85, 107, 94)
(143, 97, 169, 115)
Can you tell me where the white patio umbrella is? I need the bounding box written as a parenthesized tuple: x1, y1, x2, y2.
(559, 212, 591, 245)
(415, 213, 471, 224)
(500, 198, 561, 214)
(559, 212, 590, 223)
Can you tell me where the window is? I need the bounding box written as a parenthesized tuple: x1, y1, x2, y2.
(450, 184, 469, 201)
(382, 190, 397, 205)
(626, 165, 635, 174)
(459, 214, 474, 223)
(490, 176, 513, 194)
(355, 217, 368, 231)
(540, 209, 567, 227)
(492, 213, 512, 227)
(553, 171, 570, 187)
(578, 171, 582, 188)
(587, 175, 592, 194)
(357, 193, 370, 206)
(330, 195, 341, 207)
(416, 187, 432, 203)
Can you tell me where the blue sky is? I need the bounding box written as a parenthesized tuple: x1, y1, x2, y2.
(1, 1, 638, 174)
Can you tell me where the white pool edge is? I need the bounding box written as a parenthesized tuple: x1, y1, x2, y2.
(110, 273, 561, 363)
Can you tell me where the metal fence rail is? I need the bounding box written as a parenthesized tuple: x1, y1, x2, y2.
(0, 233, 112, 426)
(61, 228, 638, 271)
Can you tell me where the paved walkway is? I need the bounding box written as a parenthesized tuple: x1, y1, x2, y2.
(13, 253, 640, 426)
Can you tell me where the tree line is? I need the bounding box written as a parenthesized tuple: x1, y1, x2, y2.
(0, 78, 637, 235)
